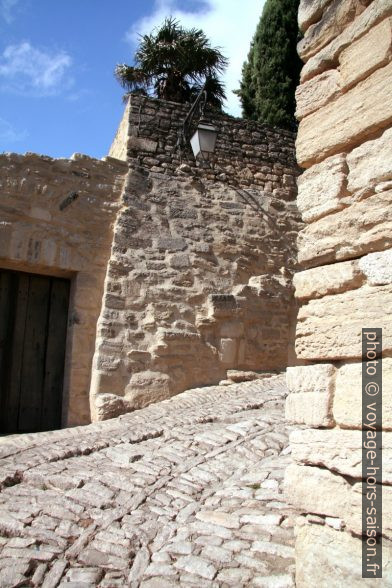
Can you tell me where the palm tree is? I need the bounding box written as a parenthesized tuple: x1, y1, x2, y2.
(115, 17, 228, 109)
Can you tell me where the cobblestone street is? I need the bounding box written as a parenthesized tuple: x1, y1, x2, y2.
(0, 375, 298, 587)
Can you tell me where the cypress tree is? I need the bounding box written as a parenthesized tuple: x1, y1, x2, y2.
(236, 0, 302, 130)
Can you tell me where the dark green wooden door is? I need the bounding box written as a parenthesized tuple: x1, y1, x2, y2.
(0, 269, 70, 434)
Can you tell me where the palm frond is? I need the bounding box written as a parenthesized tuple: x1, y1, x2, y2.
(114, 17, 228, 107)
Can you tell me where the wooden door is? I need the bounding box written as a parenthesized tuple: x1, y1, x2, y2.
(0, 269, 70, 434)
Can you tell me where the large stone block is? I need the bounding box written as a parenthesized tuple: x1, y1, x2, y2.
(298, 190, 392, 266)
(297, 61, 392, 167)
(285, 463, 352, 520)
(298, 0, 370, 62)
(285, 392, 334, 427)
(295, 524, 392, 587)
(347, 127, 392, 194)
(301, 0, 392, 83)
(285, 464, 392, 537)
(286, 363, 336, 426)
(334, 359, 392, 429)
(296, 284, 392, 360)
(296, 154, 347, 223)
(339, 17, 392, 89)
(286, 364, 336, 394)
(290, 428, 392, 482)
(125, 370, 172, 410)
(293, 260, 363, 300)
(351, 482, 392, 538)
(298, 0, 335, 33)
(359, 249, 392, 286)
(296, 70, 341, 120)
(128, 135, 158, 153)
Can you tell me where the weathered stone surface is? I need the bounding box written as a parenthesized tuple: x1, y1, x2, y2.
(295, 524, 392, 586)
(296, 154, 347, 222)
(125, 371, 172, 411)
(195, 511, 240, 529)
(128, 547, 150, 585)
(88, 95, 301, 418)
(296, 284, 392, 360)
(251, 541, 294, 559)
(295, 70, 341, 120)
(128, 136, 158, 154)
(156, 237, 187, 252)
(226, 370, 270, 383)
(285, 464, 347, 519)
(293, 260, 363, 300)
(359, 249, 392, 286)
(286, 364, 337, 394)
(293, 2, 392, 583)
(298, 190, 392, 266)
(334, 359, 392, 429)
(216, 567, 252, 585)
(301, 0, 392, 82)
(297, 61, 392, 167)
(298, 0, 335, 33)
(285, 364, 336, 427)
(285, 392, 333, 427)
(0, 568, 29, 588)
(347, 127, 392, 194)
(66, 568, 103, 583)
(174, 555, 216, 579)
(108, 100, 130, 161)
(0, 153, 126, 426)
(41, 560, 67, 588)
(0, 512, 25, 537)
(290, 428, 392, 482)
(286, 464, 392, 537)
(254, 574, 295, 588)
(339, 16, 392, 89)
(286, 392, 334, 427)
(94, 394, 126, 421)
(298, 0, 370, 61)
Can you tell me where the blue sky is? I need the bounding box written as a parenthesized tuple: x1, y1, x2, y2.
(0, 0, 264, 159)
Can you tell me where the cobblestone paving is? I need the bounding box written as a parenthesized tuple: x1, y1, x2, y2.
(0, 375, 299, 587)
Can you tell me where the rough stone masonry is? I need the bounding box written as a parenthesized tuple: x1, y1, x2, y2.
(285, 0, 392, 585)
(89, 96, 302, 422)
(0, 153, 127, 426)
(0, 97, 301, 427)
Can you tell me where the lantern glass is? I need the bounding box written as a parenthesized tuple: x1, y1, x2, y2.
(190, 122, 217, 159)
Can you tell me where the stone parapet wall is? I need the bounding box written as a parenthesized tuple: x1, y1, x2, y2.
(286, 1, 392, 584)
(89, 96, 302, 420)
(123, 95, 297, 189)
(0, 152, 127, 425)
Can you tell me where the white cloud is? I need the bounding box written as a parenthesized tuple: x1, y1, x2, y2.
(0, 41, 73, 96)
(125, 0, 265, 117)
(0, 117, 27, 143)
(1, 0, 20, 24)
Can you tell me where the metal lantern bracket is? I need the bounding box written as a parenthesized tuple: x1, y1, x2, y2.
(178, 85, 208, 151)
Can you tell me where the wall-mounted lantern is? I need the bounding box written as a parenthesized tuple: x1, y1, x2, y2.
(190, 119, 217, 159)
(177, 82, 218, 160)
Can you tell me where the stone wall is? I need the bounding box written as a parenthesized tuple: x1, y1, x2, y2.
(89, 96, 302, 420)
(285, 1, 392, 584)
(108, 100, 130, 162)
(0, 153, 127, 426)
